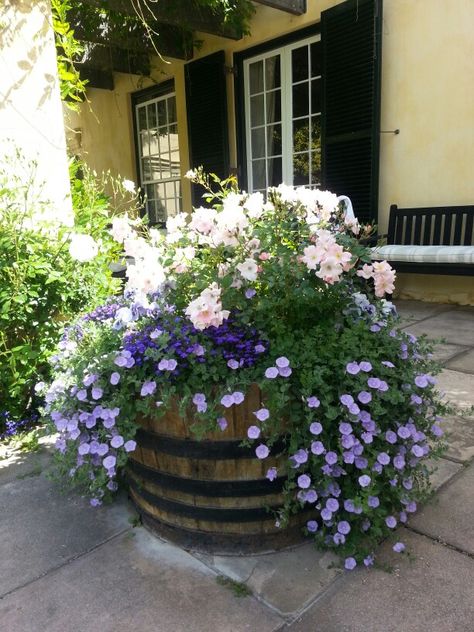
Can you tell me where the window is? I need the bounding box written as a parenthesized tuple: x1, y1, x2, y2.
(243, 35, 321, 192)
(133, 82, 182, 225)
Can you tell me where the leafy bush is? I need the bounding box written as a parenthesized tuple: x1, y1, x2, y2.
(0, 153, 139, 434)
(43, 171, 447, 567)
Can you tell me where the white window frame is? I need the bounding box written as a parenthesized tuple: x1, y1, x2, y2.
(135, 90, 181, 224)
(243, 34, 321, 192)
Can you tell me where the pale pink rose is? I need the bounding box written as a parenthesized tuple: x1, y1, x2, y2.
(316, 256, 343, 283)
(189, 207, 217, 235)
(259, 252, 270, 261)
(237, 258, 258, 281)
(111, 216, 133, 243)
(357, 263, 374, 280)
(244, 192, 264, 219)
(302, 245, 323, 270)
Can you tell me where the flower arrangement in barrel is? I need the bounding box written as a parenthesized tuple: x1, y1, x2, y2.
(41, 168, 448, 569)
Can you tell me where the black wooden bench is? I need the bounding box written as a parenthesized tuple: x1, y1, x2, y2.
(371, 204, 474, 275)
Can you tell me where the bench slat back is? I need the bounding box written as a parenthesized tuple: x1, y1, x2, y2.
(387, 205, 474, 246)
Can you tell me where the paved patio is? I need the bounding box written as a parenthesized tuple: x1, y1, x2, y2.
(0, 300, 473, 632)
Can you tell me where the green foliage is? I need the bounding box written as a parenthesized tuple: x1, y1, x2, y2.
(0, 151, 141, 431)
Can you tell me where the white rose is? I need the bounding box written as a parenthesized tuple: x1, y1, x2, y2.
(69, 233, 98, 262)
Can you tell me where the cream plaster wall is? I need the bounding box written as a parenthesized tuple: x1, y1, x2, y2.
(1, 0, 71, 216)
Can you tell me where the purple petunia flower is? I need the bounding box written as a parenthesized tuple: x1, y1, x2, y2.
(305, 489, 318, 503)
(245, 288, 256, 299)
(83, 374, 98, 387)
(377, 452, 390, 466)
(247, 425, 261, 439)
(255, 444, 270, 459)
(406, 501, 417, 513)
(232, 391, 245, 405)
(411, 444, 424, 457)
(343, 451, 355, 464)
(402, 478, 413, 490)
(341, 434, 355, 449)
(367, 377, 381, 389)
(382, 360, 395, 368)
(103, 455, 116, 470)
(431, 424, 444, 437)
(266, 467, 278, 481)
(385, 430, 398, 444)
(355, 457, 368, 470)
(397, 426, 411, 439)
(221, 394, 234, 408)
(378, 380, 389, 392)
(333, 533, 345, 545)
(306, 520, 318, 533)
(361, 432, 373, 444)
(110, 372, 120, 385)
(393, 455, 406, 470)
(278, 366, 292, 377)
(255, 344, 266, 354)
(265, 366, 278, 379)
(363, 555, 374, 567)
(254, 408, 270, 422)
(76, 389, 88, 401)
(345, 557, 357, 570)
(368, 495, 380, 508)
(344, 499, 355, 512)
(111, 435, 124, 448)
(326, 498, 339, 512)
(358, 474, 371, 487)
(310, 421, 323, 435)
(227, 359, 239, 370)
(78, 443, 90, 455)
(294, 449, 309, 464)
(359, 361, 372, 372)
(338, 520, 351, 535)
(325, 451, 338, 465)
(339, 422, 352, 436)
(349, 403, 360, 416)
(90, 498, 102, 507)
(340, 394, 354, 407)
(307, 396, 320, 408)
(311, 441, 325, 455)
(114, 355, 127, 367)
(346, 362, 360, 375)
(217, 417, 228, 431)
(385, 516, 397, 529)
(193, 344, 205, 356)
(321, 508, 333, 521)
(124, 440, 136, 453)
(275, 356, 290, 368)
(297, 474, 311, 489)
(358, 391, 372, 404)
(415, 374, 429, 388)
(140, 381, 156, 397)
(393, 542, 405, 553)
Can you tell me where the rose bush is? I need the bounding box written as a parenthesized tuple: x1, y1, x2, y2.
(42, 170, 447, 568)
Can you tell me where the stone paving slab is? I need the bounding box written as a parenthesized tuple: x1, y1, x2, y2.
(402, 309, 474, 346)
(0, 471, 134, 597)
(429, 342, 471, 364)
(446, 348, 474, 374)
(195, 543, 341, 617)
(427, 456, 463, 490)
(441, 415, 474, 462)
(286, 529, 474, 632)
(0, 528, 283, 632)
(409, 464, 474, 555)
(0, 435, 55, 486)
(394, 300, 450, 324)
(437, 369, 474, 411)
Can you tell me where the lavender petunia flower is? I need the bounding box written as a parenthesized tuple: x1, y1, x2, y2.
(343, 451, 355, 464)
(382, 360, 395, 368)
(103, 455, 116, 470)
(275, 356, 290, 368)
(326, 498, 339, 512)
(307, 396, 320, 408)
(227, 359, 239, 370)
(355, 457, 368, 470)
(339, 422, 352, 435)
(78, 443, 90, 455)
(344, 499, 355, 512)
(310, 421, 323, 435)
(341, 434, 355, 449)
(361, 432, 373, 444)
(367, 377, 381, 389)
(305, 489, 318, 503)
(346, 362, 360, 375)
(325, 451, 338, 465)
(111, 435, 124, 448)
(110, 372, 120, 385)
(266, 467, 278, 481)
(221, 394, 234, 408)
(338, 520, 351, 535)
(333, 533, 345, 545)
(278, 366, 292, 377)
(340, 394, 354, 407)
(385, 430, 397, 444)
(124, 440, 136, 453)
(349, 403, 360, 416)
(344, 557, 357, 570)
(358, 391, 372, 404)
(377, 452, 390, 466)
(306, 520, 318, 533)
(114, 355, 127, 367)
(363, 554, 374, 567)
(232, 391, 245, 405)
(90, 498, 102, 507)
(140, 381, 156, 397)
(378, 380, 389, 392)
(359, 361, 372, 372)
(265, 366, 278, 379)
(255, 444, 270, 459)
(368, 495, 380, 508)
(254, 408, 270, 422)
(385, 516, 397, 529)
(247, 425, 261, 439)
(83, 374, 98, 387)
(255, 344, 266, 354)
(411, 444, 424, 457)
(297, 474, 311, 489)
(76, 389, 88, 401)
(358, 474, 371, 487)
(97, 443, 109, 456)
(294, 449, 308, 464)
(321, 508, 333, 521)
(217, 417, 228, 431)
(393, 455, 406, 470)
(431, 424, 443, 437)
(397, 426, 411, 439)
(415, 374, 429, 388)
(311, 441, 325, 455)
(245, 288, 256, 299)
(393, 542, 405, 553)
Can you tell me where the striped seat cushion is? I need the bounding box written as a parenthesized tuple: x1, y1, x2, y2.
(371, 245, 474, 264)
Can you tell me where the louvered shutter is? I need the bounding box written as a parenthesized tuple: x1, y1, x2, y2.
(321, 0, 383, 223)
(185, 51, 230, 206)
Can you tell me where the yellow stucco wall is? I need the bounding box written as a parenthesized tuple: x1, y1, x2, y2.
(66, 0, 474, 304)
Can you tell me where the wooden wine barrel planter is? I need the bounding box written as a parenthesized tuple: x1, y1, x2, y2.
(127, 384, 307, 554)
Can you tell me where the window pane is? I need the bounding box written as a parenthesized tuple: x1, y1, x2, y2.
(267, 157, 282, 187)
(147, 103, 157, 128)
(311, 116, 321, 152)
(266, 89, 281, 123)
(293, 118, 309, 153)
(140, 131, 150, 157)
(249, 61, 264, 94)
(170, 150, 180, 176)
(311, 151, 321, 184)
(311, 79, 321, 114)
(157, 99, 167, 127)
(142, 157, 162, 182)
(146, 184, 156, 201)
(250, 94, 265, 127)
(252, 159, 266, 189)
(292, 82, 309, 118)
(138, 106, 147, 131)
(251, 128, 265, 159)
(293, 153, 310, 186)
(310, 42, 321, 77)
(267, 124, 282, 156)
(265, 56, 280, 90)
(167, 96, 177, 124)
(292, 46, 309, 83)
(149, 130, 160, 155)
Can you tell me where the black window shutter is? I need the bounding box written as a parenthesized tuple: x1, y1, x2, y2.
(185, 50, 230, 206)
(321, 0, 383, 223)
